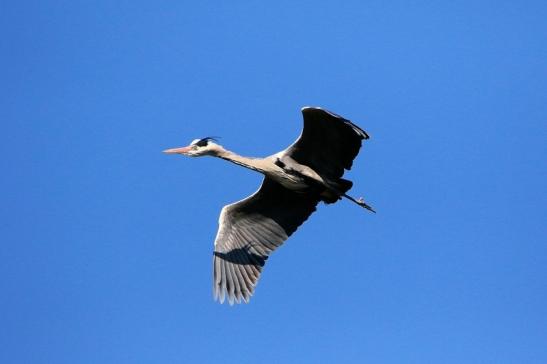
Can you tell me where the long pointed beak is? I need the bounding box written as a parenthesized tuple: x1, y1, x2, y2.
(163, 146, 192, 155)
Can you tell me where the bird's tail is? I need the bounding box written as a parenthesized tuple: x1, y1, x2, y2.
(336, 178, 353, 194)
(321, 178, 354, 204)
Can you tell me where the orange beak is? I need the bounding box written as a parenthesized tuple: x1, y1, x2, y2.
(162, 146, 192, 155)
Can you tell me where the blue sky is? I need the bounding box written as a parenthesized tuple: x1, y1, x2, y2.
(2, 1, 546, 363)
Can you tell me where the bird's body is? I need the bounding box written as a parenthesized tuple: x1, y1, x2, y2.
(164, 107, 374, 304)
(221, 151, 321, 192)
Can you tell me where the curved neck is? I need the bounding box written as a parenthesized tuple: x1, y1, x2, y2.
(216, 149, 265, 173)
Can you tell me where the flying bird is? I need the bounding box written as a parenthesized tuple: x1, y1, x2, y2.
(164, 107, 374, 304)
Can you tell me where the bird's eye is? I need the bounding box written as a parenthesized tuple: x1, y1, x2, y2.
(192, 145, 198, 150)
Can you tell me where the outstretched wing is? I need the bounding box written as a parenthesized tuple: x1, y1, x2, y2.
(213, 178, 320, 304)
(285, 107, 369, 180)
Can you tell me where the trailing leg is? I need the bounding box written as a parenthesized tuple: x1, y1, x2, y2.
(343, 193, 376, 213)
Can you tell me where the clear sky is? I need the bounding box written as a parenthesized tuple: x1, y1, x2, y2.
(2, 1, 546, 363)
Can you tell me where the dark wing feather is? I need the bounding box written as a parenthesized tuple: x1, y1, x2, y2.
(285, 107, 369, 179)
(213, 177, 320, 304)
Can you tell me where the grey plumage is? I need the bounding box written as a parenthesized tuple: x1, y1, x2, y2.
(213, 178, 320, 304)
(163, 107, 373, 304)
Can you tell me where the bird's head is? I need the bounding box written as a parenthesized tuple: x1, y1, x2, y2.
(163, 137, 223, 157)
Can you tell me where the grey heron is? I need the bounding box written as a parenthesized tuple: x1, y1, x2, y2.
(164, 106, 374, 304)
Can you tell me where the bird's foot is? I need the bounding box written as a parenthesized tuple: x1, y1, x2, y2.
(342, 193, 376, 213)
(356, 197, 376, 213)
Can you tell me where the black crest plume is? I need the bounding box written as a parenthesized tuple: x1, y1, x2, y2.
(195, 136, 220, 147)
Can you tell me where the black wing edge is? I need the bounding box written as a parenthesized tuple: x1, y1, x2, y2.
(301, 106, 369, 140)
